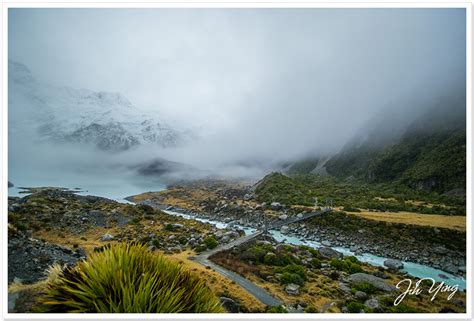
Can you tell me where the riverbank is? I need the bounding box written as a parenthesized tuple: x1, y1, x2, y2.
(128, 178, 466, 280)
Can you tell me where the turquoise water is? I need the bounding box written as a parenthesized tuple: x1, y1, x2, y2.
(163, 209, 466, 291)
(269, 230, 466, 291)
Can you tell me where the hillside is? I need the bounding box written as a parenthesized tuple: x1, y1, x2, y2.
(324, 99, 466, 194)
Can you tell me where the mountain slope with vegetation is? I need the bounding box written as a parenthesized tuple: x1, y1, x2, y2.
(325, 98, 466, 194)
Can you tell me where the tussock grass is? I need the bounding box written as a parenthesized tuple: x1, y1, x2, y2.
(37, 243, 224, 313)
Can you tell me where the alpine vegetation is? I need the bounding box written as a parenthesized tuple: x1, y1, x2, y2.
(37, 243, 224, 313)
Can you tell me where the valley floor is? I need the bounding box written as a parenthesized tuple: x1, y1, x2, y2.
(7, 175, 467, 314)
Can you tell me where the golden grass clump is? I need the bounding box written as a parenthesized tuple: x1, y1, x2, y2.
(37, 243, 224, 313)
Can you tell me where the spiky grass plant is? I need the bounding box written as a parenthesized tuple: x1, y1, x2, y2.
(37, 243, 224, 313)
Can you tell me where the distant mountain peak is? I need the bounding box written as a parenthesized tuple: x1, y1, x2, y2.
(9, 61, 190, 152)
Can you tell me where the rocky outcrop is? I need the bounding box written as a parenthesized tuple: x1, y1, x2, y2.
(8, 226, 84, 284)
(346, 273, 396, 292)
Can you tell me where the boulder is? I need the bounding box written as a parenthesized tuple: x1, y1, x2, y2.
(364, 298, 380, 310)
(347, 273, 396, 292)
(285, 283, 300, 295)
(296, 213, 303, 218)
(338, 282, 352, 294)
(280, 225, 289, 234)
(220, 297, 241, 313)
(318, 247, 343, 259)
(100, 233, 114, 241)
(383, 259, 404, 270)
(355, 291, 368, 301)
(279, 214, 288, 220)
(271, 202, 283, 210)
(443, 262, 458, 274)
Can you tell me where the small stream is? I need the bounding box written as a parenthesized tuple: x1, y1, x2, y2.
(163, 209, 467, 291)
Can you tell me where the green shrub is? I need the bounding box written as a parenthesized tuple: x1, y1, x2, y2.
(204, 236, 219, 249)
(164, 224, 175, 231)
(241, 245, 268, 262)
(267, 305, 288, 313)
(304, 305, 319, 313)
(387, 304, 421, 313)
(279, 272, 304, 286)
(330, 257, 362, 274)
(352, 281, 378, 295)
(346, 301, 372, 313)
(310, 258, 322, 269)
(342, 206, 361, 212)
(37, 243, 224, 313)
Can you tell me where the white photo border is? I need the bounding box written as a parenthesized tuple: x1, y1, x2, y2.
(1, 1, 472, 320)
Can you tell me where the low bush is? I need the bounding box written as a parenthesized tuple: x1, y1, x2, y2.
(204, 236, 219, 249)
(37, 243, 224, 313)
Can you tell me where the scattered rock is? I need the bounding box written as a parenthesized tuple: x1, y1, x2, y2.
(285, 283, 300, 295)
(8, 227, 81, 284)
(347, 273, 396, 292)
(279, 214, 288, 220)
(364, 298, 380, 310)
(318, 247, 343, 259)
(355, 291, 368, 301)
(271, 202, 282, 210)
(443, 263, 458, 274)
(100, 233, 114, 241)
(338, 282, 352, 294)
(220, 297, 241, 313)
(384, 259, 404, 270)
(280, 225, 289, 234)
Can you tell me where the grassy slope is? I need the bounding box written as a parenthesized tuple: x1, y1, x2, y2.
(254, 172, 465, 216)
(325, 103, 466, 194)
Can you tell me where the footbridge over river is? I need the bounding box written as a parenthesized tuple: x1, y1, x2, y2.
(136, 198, 333, 307)
(194, 207, 333, 307)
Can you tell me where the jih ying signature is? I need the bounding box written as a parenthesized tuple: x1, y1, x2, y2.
(394, 278, 458, 306)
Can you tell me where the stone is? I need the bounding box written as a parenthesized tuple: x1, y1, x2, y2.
(147, 245, 157, 252)
(271, 202, 283, 210)
(347, 273, 397, 292)
(220, 297, 240, 313)
(443, 263, 458, 274)
(8, 292, 19, 312)
(350, 245, 359, 252)
(355, 291, 368, 301)
(384, 259, 404, 270)
(296, 213, 303, 218)
(321, 240, 331, 247)
(280, 225, 289, 234)
(279, 214, 288, 220)
(318, 247, 343, 259)
(338, 282, 352, 294)
(285, 283, 300, 295)
(243, 194, 252, 201)
(100, 233, 114, 241)
(364, 298, 380, 310)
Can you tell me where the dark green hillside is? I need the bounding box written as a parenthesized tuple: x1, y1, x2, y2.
(325, 101, 466, 194)
(254, 172, 465, 215)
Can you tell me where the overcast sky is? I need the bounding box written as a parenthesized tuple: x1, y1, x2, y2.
(9, 8, 466, 163)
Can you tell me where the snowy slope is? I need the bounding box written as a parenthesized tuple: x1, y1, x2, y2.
(8, 61, 186, 152)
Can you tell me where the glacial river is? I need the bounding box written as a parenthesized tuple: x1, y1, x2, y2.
(8, 179, 466, 291)
(162, 209, 467, 291)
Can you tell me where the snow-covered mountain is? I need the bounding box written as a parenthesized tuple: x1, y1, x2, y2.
(8, 60, 188, 152)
